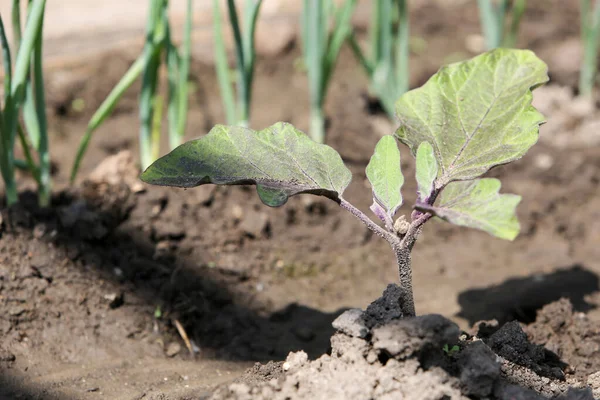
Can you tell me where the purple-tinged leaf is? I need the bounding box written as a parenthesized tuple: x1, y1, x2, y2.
(415, 142, 438, 202)
(365, 135, 404, 225)
(416, 178, 521, 240)
(141, 122, 352, 207)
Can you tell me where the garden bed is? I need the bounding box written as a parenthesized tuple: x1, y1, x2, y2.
(1, 1, 600, 399)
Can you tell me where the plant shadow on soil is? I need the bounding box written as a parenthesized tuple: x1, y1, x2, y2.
(457, 265, 599, 325)
(0, 187, 349, 398)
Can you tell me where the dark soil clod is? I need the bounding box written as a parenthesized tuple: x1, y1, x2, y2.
(362, 283, 406, 329)
(458, 341, 500, 397)
(213, 285, 591, 399)
(486, 320, 566, 381)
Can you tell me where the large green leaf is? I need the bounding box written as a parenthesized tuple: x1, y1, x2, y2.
(366, 135, 404, 227)
(141, 122, 352, 207)
(416, 178, 521, 240)
(395, 48, 548, 188)
(415, 141, 438, 202)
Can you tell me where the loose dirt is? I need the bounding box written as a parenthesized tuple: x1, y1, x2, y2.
(1, 0, 600, 398)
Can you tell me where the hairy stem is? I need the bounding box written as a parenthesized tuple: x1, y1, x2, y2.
(338, 197, 399, 244)
(395, 213, 431, 317)
(339, 197, 432, 317)
(392, 243, 415, 317)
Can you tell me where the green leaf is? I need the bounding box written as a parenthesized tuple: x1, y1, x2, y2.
(415, 141, 438, 202)
(395, 48, 548, 188)
(416, 178, 521, 240)
(140, 122, 352, 207)
(366, 135, 404, 226)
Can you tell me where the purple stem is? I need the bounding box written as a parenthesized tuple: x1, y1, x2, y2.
(338, 197, 432, 317)
(339, 198, 399, 245)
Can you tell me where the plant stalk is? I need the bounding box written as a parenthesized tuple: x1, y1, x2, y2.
(503, 0, 526, 48)
(32, 2, 49, 207)
(71, 55, 144, 182)
(478, 0, 507, 50)
(309, 106, 325, 146)
(226, 0, 247, 126)
(0, 15, 18, 206)
(212, 0, 236, 124)
(579, 0, 600, 97)
(177, 0, 192, 143)
(392, 244, 415, 317)
(395, 0, 409, 97)
(339, 197, 427, 317)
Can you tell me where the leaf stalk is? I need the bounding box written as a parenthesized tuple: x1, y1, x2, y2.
(339, 196, 431, 317)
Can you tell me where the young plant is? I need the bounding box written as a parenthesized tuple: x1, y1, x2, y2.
(140, 49, 548, 317)
(477, 0, 526, 50)
(0, 0, 50, 207)
(300, 0, 357, 143)
(349, 0, 409, 118)
(579, 0, 600, 97)
(70, 0, 193, 181)
(212, 0, 263, 127)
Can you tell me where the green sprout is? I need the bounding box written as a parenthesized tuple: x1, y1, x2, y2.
(579, 0, 600, 97)
(300, 0, 357, 143)
(443, 344, 460, 356)
(140, 49, 548, 317)
(70, 0, 193, 181)
(477, 0, 526, 50)
(0, 0, 49, 207)
(154, 305, 163, 319)
(212, 0, 263, 127)
(349, 0, 409, 118)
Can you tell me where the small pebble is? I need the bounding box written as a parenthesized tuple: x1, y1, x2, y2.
(0, 348, 16, 362)
(534, 153, 554, 170)
(165, 342, 181, 358)
(103, 292, 124, 309)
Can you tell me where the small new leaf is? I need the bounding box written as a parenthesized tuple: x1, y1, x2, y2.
(395, 48, 548, 188)
(366, 135, 404, 227)
(140, 122, 352, 207)
(415, 142, 438, 202)
(416, 178, 521, 240)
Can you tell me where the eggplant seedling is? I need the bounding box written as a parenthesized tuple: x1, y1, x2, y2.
(141, 49, 548, 316)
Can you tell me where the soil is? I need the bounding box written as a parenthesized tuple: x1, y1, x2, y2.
(1, 0, 600, 399)
(209, 287, 599, 399)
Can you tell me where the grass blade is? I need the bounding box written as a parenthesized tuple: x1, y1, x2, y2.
(16, 123, 41, 184)
(11, 0, 22, 49)
(303, 0, 326, 142)
(239, 0, 262, 126)
(31, 1, 50, 206)
(348, 32, 374, 76)
(151, 94, 163, 161)
(178, 0, 193, 134)
(370, 0, 382, 63)
(166, 29, 181, 149)
(23, 81, 41, 148)
(12, 0, 45, 104)
(0, 15, 12, 99)
(226, 0, 250, 126)
(477, 0, 502, 50)
(212, 0, 236, 124)
(0, 15, 18, 205)
(579, 0, 600, 97)
(1, 0, 46, 205)
(139, 0, 166, 169)
(70, 55, 144, 182)
(175, 0, 193, 145)
(227, 0, 245, 74)
(503, 0, 526, 48)
(22, 0, 41, 149)
(394, 0, 409, 97)
(323, 0, 357, 93)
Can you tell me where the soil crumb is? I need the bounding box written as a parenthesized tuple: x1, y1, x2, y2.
(210, 286, 596, 400)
